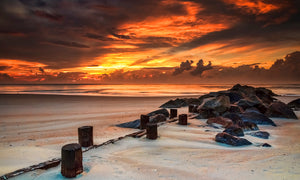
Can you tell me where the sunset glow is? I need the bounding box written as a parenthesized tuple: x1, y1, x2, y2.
(0, 0, 299, 83)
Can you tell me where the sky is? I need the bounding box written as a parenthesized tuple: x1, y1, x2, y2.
(0, 0, 299, 84)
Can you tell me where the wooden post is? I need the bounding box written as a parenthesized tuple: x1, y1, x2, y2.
(78, 126, 93, 147)
(179, 114, 188, 125)
(140, 115, 150, 129)
(188, 105, 195, 113)
(170, 109, 177, 119)
(61, 143, 83, 178)
(146, 123, 158, 140)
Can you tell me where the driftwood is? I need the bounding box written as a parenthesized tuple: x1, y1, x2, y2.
(0, 118, 179, 179)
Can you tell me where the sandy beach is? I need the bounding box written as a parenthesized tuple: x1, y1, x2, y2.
(0, 94, 173, 175)
(0, 94, 299, 179)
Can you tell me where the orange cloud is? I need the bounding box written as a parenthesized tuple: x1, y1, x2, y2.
(223, 0, 280, 15)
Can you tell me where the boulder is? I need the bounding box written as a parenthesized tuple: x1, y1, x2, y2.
(242, 122, 259, 131)
(198, 95, 230, 114)
(198, 109, 218, 118)
(150, 114, 166, 123)
(215, 132, 252, 146)
(255, 88, 276, 104)
(159, 98, 187, 108)
(223, 125, 244, 136)
(266, 101, 298, 119)
(236, 98, 267, 113)
(223, 113, 259, 131)
(200, 90, 243, 104)
(207, 116, 233, 128)
(223, 113, 244, 126)
(240, 111, 277, 126)
(147, 109, 169, 117)
(261, 143, 271, 147)
(185, 98, 203, 106)
(249, 131, 270, 139)
(236, 99, 259, 111)
(229, 84, 256, 97)
(116, 120, 140, 129)
(287, 98, 300, 110)
(223, 91, 244, 104)
(228, 105, 243, 113)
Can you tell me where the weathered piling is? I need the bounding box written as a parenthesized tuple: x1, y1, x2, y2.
(188, 105, 195, 113)
(61, 143, 83, 178)
(179, 114, 188, 125)
(140, 114, 150, 129)
(146, 123, 158, 140)
(78, 126, 93, 147)
(170, 109, 178, 119)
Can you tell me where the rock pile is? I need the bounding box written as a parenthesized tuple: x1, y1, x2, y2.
(160, 84, 298, 146)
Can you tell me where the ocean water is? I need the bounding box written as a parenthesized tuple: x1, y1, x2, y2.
(0, 84, 299, 97)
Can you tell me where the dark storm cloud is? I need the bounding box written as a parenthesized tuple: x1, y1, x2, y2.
(0, 0, 190, 68)
(268, 51, 300, 80)
(0, 73, 14, 82)
(0, 0, 299, 71)
(38, 67, 45, 73)
(49, 40, 90, 49)
(0, 66, 12, 71)
(32, 10, 63, 21)
(173, 60, 194, 75)
(190, 60, 212, 76)
(85, 33, 114, 41)
(166, 0, 300, 55)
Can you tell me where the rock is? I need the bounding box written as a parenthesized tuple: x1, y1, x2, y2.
(255, 87, 277, 97)
(250, 131, 270, 139)
(266, 101, 298, 119)
(200, 90, 243, 104)
(215, 132, 252, 146)
(255, 88, 276, 104)
(147, 109, 169, 117)
(207, 116, 233, 128)
(223, 125, 244, 136)
(287, 98, 300, 110)
(230, 84, 256, 97)
(223, 91, 244, 104)
(198, 109, 218, 118)
(116, 120, 140, 129)
(261, 143, 271, 147)
(198, 95, 230, 114)
(228, 105, 243, 113)
(242, 122, 259, 131)
(223, 113, 259, 131)
(244, 107, 261, 113)
(236, 99, 258, 111)
(150, 114, 166, 123)
(159, 98, 187, 108)
(236, 98, 266, 112)
(240, 111, 277, 126)
(185, 98, 203, 106)
(223, 113, 244, 126)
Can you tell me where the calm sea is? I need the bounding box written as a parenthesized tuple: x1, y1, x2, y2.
(0, 84, 299, 97)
